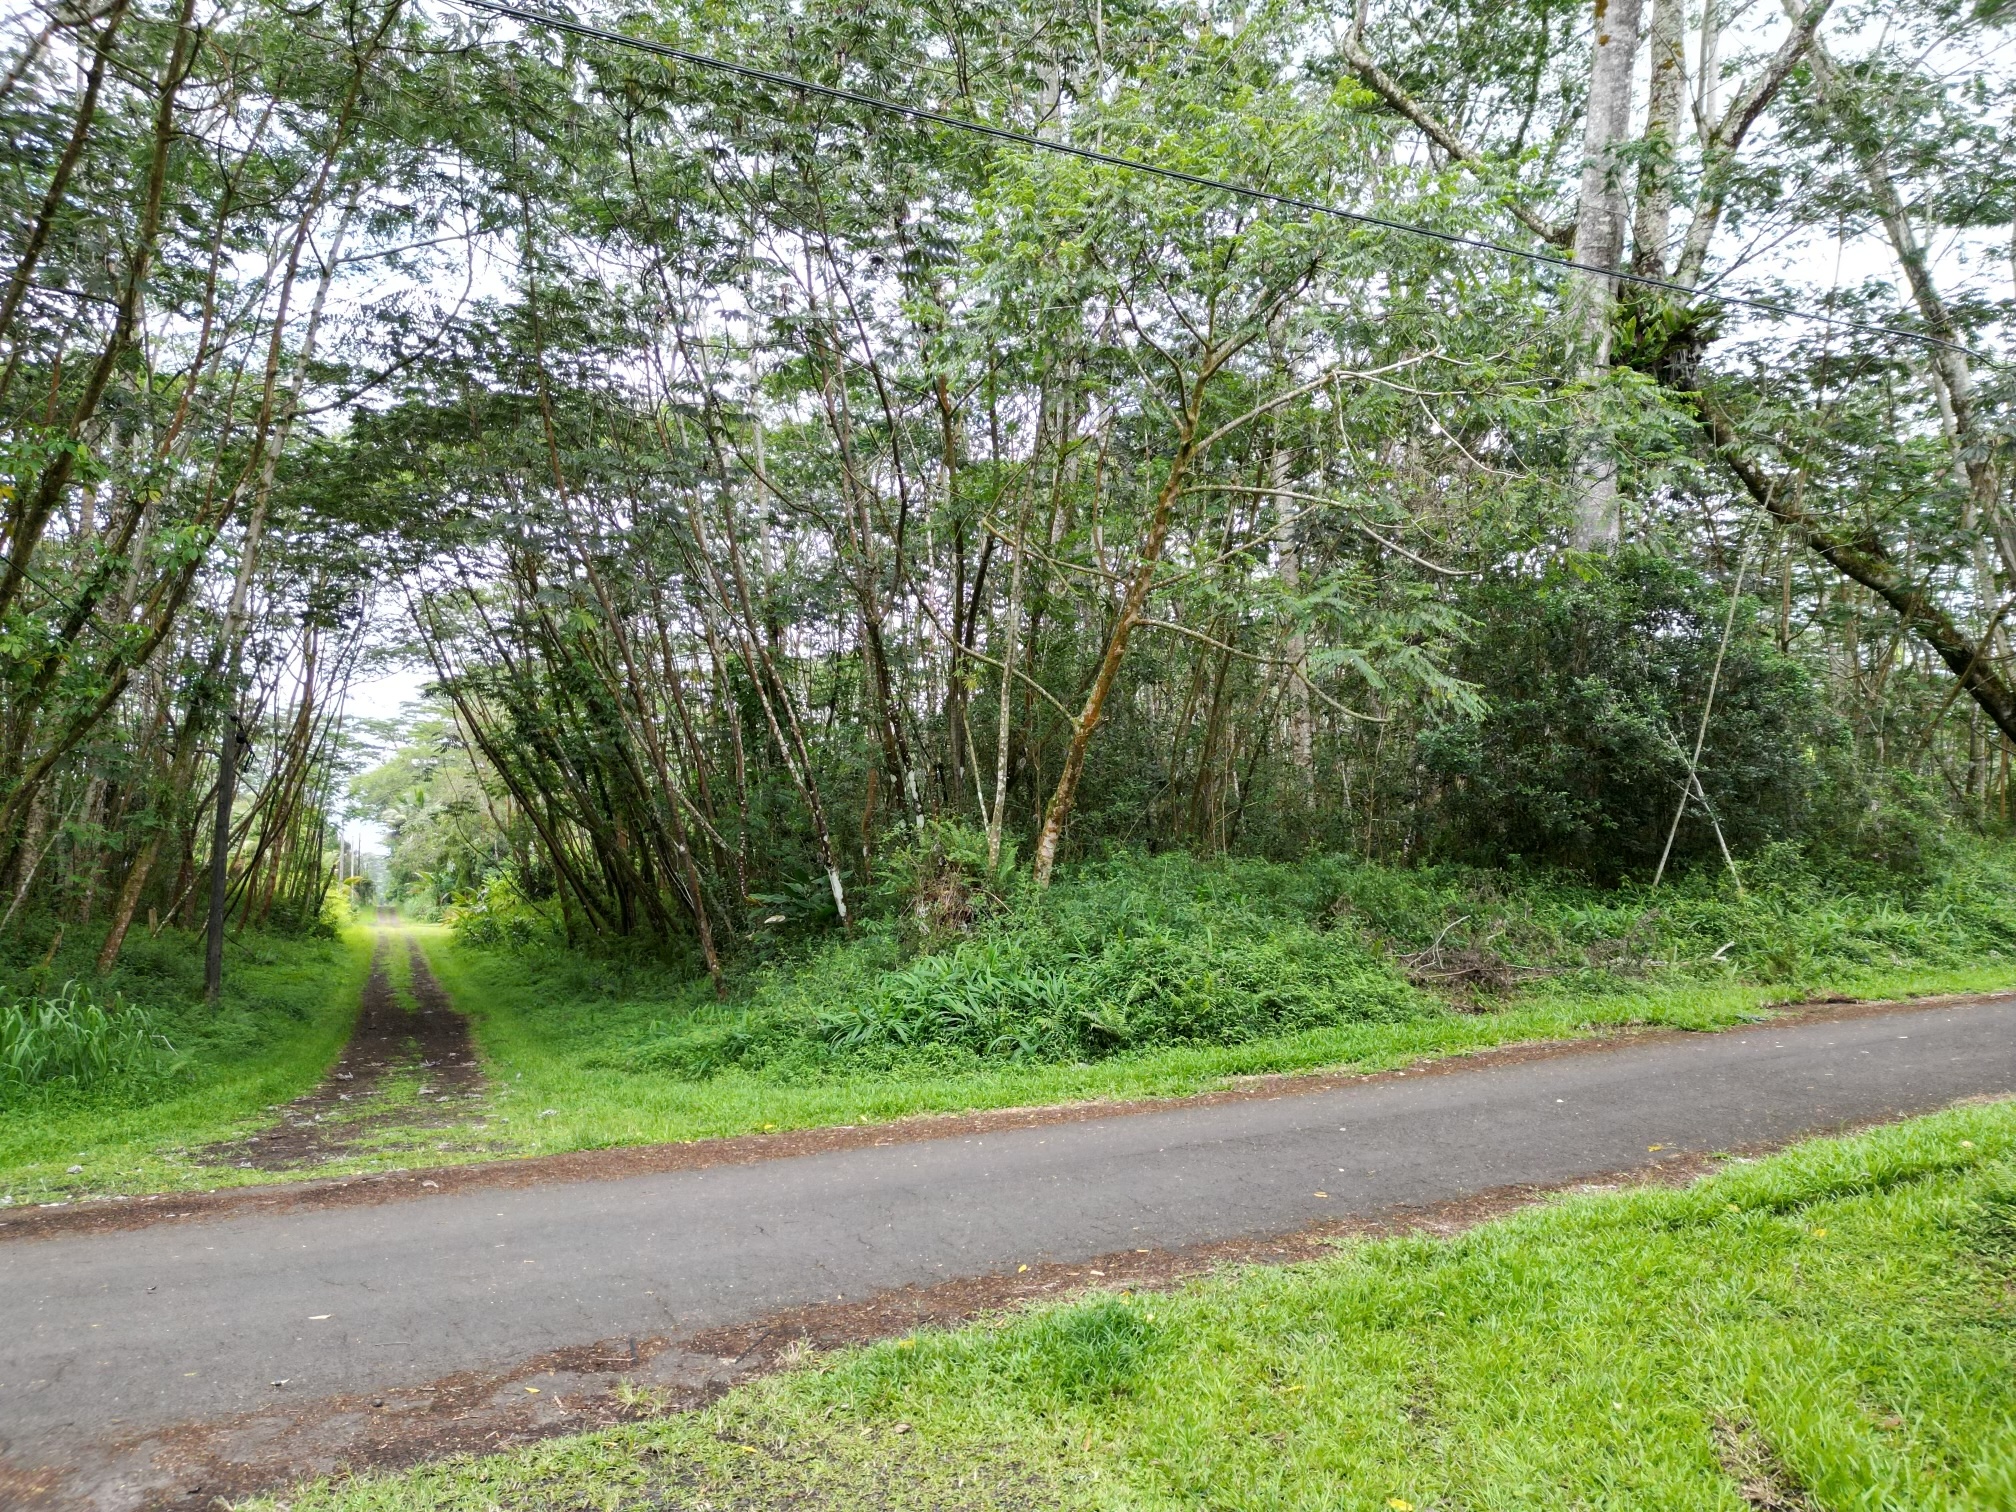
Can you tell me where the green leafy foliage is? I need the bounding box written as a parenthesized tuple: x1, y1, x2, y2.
(351, 709, 515, 916)
(611, 853, 1426, 1081)
(0, 922, 361, 1119)
(1327, 839, 2016, 989)
(0, 979, 176, 1103)
(811, 918, 1415, 1066)
(470, 842, 2016, 1098)
(442, 876, 548, 949)
(1419, 552, 1836, 878)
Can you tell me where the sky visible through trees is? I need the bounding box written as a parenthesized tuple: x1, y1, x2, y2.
(0, 0, 2011, 976)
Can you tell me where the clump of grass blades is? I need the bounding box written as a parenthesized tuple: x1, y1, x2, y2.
(815, 923, 1420, 1065)
(0, 978, 176, 1103)
(488, 842, 2016, 1096)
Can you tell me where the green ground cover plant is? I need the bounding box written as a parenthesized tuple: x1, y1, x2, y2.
(13, 841, 2016, 1202)
(246, 1098, 2016, 1511)
(415, 843, 2016, 1159)
(0, 922, 374, 1205)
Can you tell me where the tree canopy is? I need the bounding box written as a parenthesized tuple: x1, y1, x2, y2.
(1, 0, 2010, 977)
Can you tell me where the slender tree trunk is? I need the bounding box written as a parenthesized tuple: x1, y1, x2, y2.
(1803, 32, 2005, 558)
(988, 491, 1030, 870)
(0, 792, 52, 934)
(0, 0, 187, 615)
(1630, 0, 1687, 278)
(96, 834, 159, 972)
(0, 0, 131, 377)
(204, 715, 245, 1003)
(1033, 429, 1201, 884)
(1271, 440, 1314, 790)
(698, 466, 853, 928)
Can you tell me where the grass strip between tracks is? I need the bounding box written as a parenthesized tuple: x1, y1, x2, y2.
(249, 1097, 2016, 1511)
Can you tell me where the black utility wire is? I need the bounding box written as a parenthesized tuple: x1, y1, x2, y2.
(462, 0, 1990, 362)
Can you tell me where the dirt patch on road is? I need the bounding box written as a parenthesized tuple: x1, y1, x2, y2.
(4, 985, 2010, 1245)
(190, 932, 489, 1173)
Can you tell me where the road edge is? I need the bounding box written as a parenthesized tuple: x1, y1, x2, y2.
(3, 984, 2010, 1245)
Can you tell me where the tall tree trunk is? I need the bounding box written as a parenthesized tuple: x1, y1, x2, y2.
(0, 0, 131, 379)
(95, 834, 158, 972)
(204, 715, 245, 1003)
(989, 489, 1030, 870)
(0, 0, 187, 616)
(692, 459, 853, 929)
(1567, 0, 1645, 553)
(0, 792, 52, 934)
(1270, 434, 1315, 792)
(1630, 0, 1687, 278)
(1033, 430, 1201, 884)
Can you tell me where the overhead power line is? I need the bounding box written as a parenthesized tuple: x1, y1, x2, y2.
(462, 0, 1989, 362)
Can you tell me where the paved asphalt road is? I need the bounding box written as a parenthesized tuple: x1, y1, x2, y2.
(4, 995, 2013, 1480)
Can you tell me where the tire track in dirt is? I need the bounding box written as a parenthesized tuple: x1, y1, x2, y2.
(194, 925, 494, 1172)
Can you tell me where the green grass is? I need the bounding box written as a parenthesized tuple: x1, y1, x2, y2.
(12, 844, 2016, 1199)
(406, 844, 2016, 1159)
(243, 1098, 2016, 1511)
(1, 977, 177, 1096)
(0, 923, 374, 1206)
(425, 928, 2014, 1158)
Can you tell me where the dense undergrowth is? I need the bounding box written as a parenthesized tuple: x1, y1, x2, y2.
(623, 853, 1429, 1082)
(0, 977, 177, 1100)
(450, 838, 2016, 1089)
(0, 916, 355, 1109)
(251, 1100, 2016, 1511)
(10, 840, 2016, 1202)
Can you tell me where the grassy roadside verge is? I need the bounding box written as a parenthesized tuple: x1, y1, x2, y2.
(247, 1098, 2016, 1511)
(15, 844, 2016, 1200)
(0, 926, 375, 1205)
(422, 922, 2016, 1157)
(405, 846, 2016, 1158)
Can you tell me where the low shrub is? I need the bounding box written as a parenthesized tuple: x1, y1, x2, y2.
(0, 923, 364, 1123)
(490, 842, 2016, 1092)
(816, 920, 1417, 1064)
(445, 875, 553, 949)
(599, 853, 1430, 1081)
